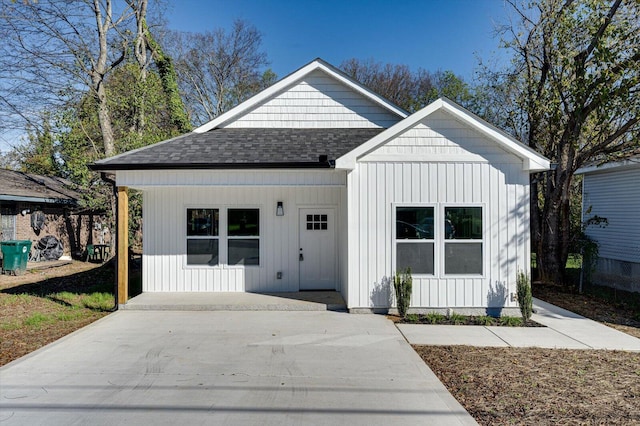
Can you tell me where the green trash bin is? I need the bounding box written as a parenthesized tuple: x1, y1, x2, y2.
(1, 240, 32, 275)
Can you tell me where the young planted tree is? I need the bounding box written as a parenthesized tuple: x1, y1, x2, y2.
(492, 0, 640, 285)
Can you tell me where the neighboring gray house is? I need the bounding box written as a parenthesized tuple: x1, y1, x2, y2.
(577, 159, 640, 293)
(93, 58, 550, 312)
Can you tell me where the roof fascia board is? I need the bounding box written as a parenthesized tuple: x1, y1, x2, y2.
(193, 59, 408, 133)
(336, 98, 550, 172)
(576, 158, 640, 175)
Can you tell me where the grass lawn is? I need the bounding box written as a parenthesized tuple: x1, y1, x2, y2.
(0, 261, 131, 366)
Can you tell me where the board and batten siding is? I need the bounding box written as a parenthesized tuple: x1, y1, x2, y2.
(116, 170, 347, 295)
(222, 70, 401, 129)
(583, 166, 640, 264)
(348, 111, 531, 310)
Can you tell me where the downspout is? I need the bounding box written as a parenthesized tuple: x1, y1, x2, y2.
(101, 172, 119, 311)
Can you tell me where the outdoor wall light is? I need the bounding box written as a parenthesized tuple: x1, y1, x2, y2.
(276, 201, 284, 216)
(21, 209, 30, 216)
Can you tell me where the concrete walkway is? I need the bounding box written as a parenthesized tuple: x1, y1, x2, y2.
(0, 311, 476, 425)
(398, 298, 640, 351)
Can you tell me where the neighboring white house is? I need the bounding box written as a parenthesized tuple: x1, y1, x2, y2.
(577, 159, 640, 293)
(93, 58, 550, 313)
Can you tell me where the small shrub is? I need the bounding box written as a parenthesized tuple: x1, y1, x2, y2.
(405, 313, 419, 323)
(393, 267, 412, 318)
(449, 312, 467, 325)
(425, 312, 446, 324)
(499, 316, 524, 327)
(516, 270, 533, 320)
(474, 315, 496, 326)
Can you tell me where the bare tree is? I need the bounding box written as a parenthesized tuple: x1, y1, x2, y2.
(0, 0, 147, 157)
(167, 20, 269, 125)
(340, 58, 475, 112)
(493, 0, 640, 284)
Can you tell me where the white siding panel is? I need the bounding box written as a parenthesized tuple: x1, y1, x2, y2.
(361, 111, 523, 165)
(118, 169, 345, 189)
(221, 70, 400, 129)
(142, 185, 343, 293)
(348, 145, 529, 308)
(583, 167, 640, 263)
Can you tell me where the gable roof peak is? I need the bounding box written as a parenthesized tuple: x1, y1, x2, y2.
(336, 97, 550, 172)
(192, 58, 408, 133)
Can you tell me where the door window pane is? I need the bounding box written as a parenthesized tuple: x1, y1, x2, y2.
(445, 243, 482, 274)
(396, 207, 434, 239)
(445, 207, 482, 239)
(228, 239, 259, 265)
(228, 209, 259, 236)
(187, 239, 219, 265)
(397, 242, 434, 274)
(187, 209, 218, 236)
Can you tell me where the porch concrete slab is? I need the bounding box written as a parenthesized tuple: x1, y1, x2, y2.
(0, 311, 476, 425)
(532, 298, 640, 351)
(122, 291, 347, 312)
(397, 324, 510, 347)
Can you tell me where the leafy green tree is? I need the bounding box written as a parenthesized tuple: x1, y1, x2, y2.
(490, 0, 640, 284)
(18, 118, 60, 176)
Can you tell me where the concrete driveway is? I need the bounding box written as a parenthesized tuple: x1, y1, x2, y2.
(0, 311, 476, 425)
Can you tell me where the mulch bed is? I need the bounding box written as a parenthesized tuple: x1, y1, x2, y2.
(417, 345, 640, 425)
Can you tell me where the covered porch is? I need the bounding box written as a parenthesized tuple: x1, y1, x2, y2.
(120, 291, 347, 312)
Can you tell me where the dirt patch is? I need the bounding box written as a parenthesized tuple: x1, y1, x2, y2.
(416, 345, 640, 425)
(534, 283, 640, 339)
(1, 261, 104, 289)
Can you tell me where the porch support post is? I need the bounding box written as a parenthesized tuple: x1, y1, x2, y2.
(117, 186, 129, 306)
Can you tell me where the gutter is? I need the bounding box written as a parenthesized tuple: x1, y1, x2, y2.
(89, 161, 335, 172)
(0, 195, 78, 205)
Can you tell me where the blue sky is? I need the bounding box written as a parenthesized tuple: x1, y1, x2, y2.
(0, 0, 510, 155)
(165, 0, 511, 80)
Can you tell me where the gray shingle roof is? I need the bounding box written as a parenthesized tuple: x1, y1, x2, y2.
(93, 128, 384, 170)
(0, 169, 81, 204)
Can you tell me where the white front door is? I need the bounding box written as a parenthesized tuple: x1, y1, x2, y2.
(299, 208, 336, 290)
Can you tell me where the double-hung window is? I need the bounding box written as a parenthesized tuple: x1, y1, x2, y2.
(444, 207, 483, 275)
(227, 208, 260, 265)
(395, 207, 435, 274)
(186, 208, 260, 266)
(186, 208, 219, 266)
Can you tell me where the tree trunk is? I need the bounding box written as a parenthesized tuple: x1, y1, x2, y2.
(95, 79, 116, 157)
(536, 155, 574, 286)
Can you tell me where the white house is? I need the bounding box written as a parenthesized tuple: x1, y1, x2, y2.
(577, 159, 640, 293)
(93, 58, 550, 313)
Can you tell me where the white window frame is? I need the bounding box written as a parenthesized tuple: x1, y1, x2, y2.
(185, 207, 220, 267)
(392, 203, 437, 276)
(184, 206, 262, 269)
(441, 204, 485, 277)
(226, 207, 261, 267)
